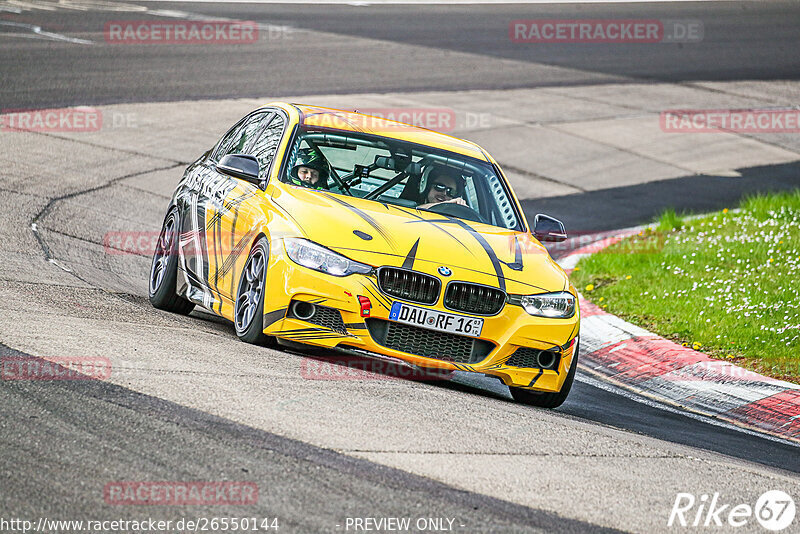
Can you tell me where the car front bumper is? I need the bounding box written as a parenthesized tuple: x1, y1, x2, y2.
(262, 254, 579, 393)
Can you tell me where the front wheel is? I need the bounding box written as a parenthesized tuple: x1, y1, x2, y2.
(234, 237, 275, 346)
(510, 339, 579, 409)
(149, 207, 194, 315)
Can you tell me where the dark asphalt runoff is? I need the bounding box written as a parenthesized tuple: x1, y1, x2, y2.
(0, 1, 798, 109)
(0, 344, 619, 533)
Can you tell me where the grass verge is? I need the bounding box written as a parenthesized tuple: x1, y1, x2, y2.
(571, 190, 800, 383)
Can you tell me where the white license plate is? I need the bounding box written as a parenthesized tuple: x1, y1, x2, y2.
(389, 302, 483, 337)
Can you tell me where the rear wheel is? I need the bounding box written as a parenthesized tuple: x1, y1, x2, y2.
(149, 208, 194, 314)
(234, 237, 275, 346)
(510, 339, 579, 409)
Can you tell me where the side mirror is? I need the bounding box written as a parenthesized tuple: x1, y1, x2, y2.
(217, 154, 260, 185)
(532, 213, 567, 242)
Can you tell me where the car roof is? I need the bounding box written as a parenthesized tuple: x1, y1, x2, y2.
(287, 103, 490, 162)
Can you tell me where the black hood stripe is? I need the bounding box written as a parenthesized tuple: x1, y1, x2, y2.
(320, 192, 396, 250)
(427, 215, 506, 292)
(501, 236, 524, 271)
(392, 206, 475, 257)
(402, 238, 420, 270)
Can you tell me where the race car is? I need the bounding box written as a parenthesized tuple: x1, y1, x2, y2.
(149, 102, 580, 407)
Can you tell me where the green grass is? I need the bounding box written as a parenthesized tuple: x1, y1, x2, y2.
(571, 190, 800, 383)
(656, 208, 685, 232)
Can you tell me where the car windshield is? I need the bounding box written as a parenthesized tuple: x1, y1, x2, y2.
(280, 126, 523, 231)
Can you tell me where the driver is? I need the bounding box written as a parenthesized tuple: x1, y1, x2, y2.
(288, 148, 330, 190)
(417, 166, 466, 209)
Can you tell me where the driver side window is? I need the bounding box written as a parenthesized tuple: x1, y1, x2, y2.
(250, 116, 285, 180)
(212, 111, 285, 180)
(213, 112, 269, 162)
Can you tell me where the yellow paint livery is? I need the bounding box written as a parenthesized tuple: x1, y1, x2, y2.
(153, 102, 580, 406)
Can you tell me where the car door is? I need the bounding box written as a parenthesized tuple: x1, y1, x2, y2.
(177, 110, 277, 310)
(204, 110, 287, 313)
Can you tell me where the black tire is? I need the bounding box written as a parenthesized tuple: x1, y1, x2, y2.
(149, 207, 195, 315)
(510, 339, 579, 409)
(234, 237, 275, 346)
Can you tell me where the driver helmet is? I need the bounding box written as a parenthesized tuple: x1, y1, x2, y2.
(290, 148, 330, 187)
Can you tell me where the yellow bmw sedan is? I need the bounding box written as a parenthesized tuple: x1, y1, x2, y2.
(149, 102, 580, 407)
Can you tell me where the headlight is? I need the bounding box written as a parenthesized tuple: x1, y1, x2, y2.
(515, 291, 576, 318)
(284, 238, 372, 277)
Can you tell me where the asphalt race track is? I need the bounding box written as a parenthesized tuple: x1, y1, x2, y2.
(1, 1, 799, 532)
(2, 1, 800, 108)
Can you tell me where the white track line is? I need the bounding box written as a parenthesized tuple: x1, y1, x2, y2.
(0, 21, 93, 44)
(576, 371, 800, 448)
(559, 222, 799, 447)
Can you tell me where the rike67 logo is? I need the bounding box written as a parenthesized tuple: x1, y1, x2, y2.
(669, 491, 795, 531)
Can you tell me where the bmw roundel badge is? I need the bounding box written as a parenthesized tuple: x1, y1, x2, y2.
(438, 266, 452, 277)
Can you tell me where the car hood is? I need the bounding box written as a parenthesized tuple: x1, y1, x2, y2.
(272, 186, 568, 294)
